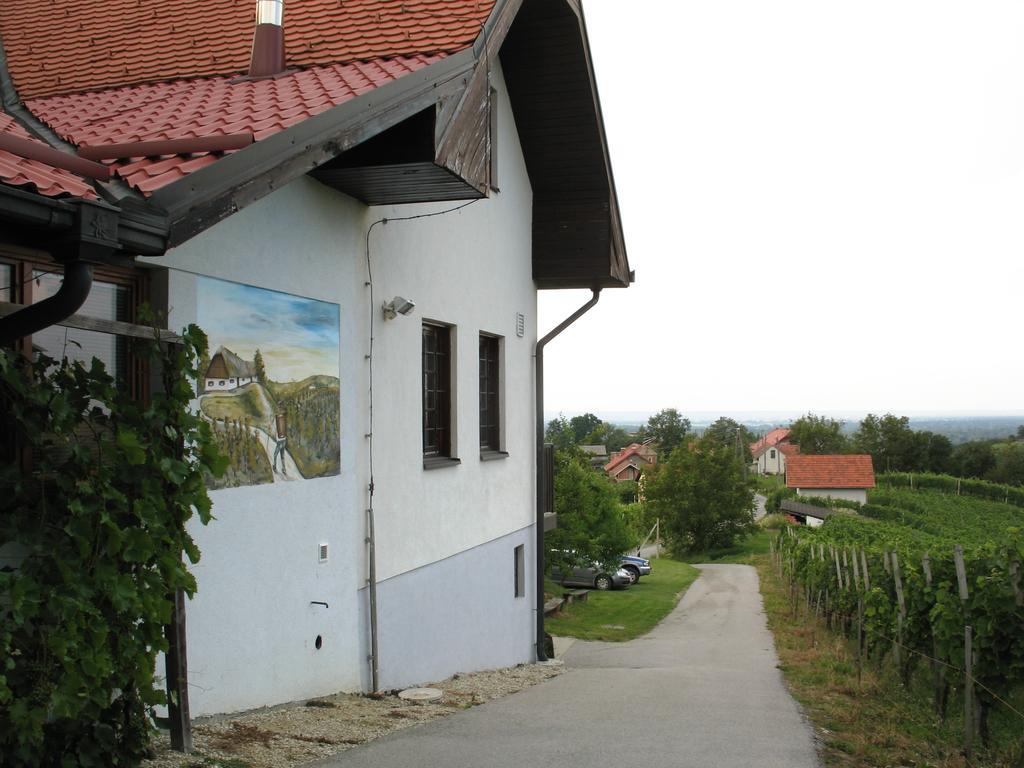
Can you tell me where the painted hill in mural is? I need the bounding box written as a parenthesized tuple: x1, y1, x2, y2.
(200, 369, 340, 487)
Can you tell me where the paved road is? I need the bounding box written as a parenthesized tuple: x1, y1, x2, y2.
(315, 565, 819, 768)
(755, 492, 768, 520)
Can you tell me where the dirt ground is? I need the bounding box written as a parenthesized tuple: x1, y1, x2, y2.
(143, 663, 563, 768)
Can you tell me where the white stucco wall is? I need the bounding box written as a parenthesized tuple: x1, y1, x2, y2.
(152, 64, 537, 715)
(757, 447, 790, 475)
(795, 488, 868, 505)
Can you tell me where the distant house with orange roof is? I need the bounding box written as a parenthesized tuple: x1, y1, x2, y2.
(604, 442, 657, 483)
(785, 454, 876, 505)
(750, 428, 797, 475)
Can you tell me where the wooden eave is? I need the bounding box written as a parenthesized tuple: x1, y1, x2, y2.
(500, 0, 631, 289)
(146, 49, 480, 248)
(51, 0, 632, 292)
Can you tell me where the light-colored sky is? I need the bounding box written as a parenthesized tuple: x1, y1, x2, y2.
(538, 0, 1024, 417)
(198, 276, 340, 383)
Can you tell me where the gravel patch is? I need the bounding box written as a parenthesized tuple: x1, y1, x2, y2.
(143, 663, 562, 768)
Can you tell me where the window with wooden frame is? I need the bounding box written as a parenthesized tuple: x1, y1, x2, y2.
(0, 249, 150, 402)
(479, 332, 505, 457)
(422, 321, 455, 465)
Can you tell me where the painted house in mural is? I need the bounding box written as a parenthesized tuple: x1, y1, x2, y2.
(204, 346, 257, 392)
(0, 0, 630, 718)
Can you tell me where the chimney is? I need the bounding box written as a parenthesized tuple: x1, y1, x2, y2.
(248, 0, 286, 78)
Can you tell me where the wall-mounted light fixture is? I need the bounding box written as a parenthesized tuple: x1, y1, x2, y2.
(382, 296, 415, 320)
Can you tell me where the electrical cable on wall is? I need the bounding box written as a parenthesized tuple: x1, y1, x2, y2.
(362, 198, 478, 692)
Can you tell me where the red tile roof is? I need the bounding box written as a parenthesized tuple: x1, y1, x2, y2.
(0, 113, 96, 199)
(750, 428, 791, 458)
(778, 443, 800, 457)
(0, 0, 494, 99)
(26, 55, 441, 195)
(785, 455, 875, 489)
(604, 443, 657, 474)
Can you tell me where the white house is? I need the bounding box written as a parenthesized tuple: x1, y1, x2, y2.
(0, 0, 631, 718)
(785, 454, 876, 506)
(750, 427, 795, 475)
(203, 346, 257, 392)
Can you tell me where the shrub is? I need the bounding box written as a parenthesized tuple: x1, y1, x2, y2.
(0, 324, 225, 766)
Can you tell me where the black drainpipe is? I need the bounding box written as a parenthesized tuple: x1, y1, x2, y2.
(0, 260, 93, 346)
(535, 288, 601, 661)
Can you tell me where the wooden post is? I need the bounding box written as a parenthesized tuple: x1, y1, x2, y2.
(857, 595, 864, 688)
(922, 553, 944, 715)
(1010, 559, 1022, 608)
(892, 551, 906, 675)
(165, 588, 192, 753)
(953, 545, 969, 601)
(953, 544, 975, 753)
(883, 548, 891, 575)
(860, 549, 870, 591)
(964, 625, 974, 760)
(851, 548, 861, 591)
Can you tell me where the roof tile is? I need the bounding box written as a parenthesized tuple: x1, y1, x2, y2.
(0, 112, 96, 199)
(1, 0, 493, 99)
(785, 455, 875, 489)
(26, 55, 440, 195)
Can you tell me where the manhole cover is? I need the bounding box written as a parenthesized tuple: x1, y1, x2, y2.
(397, 687, 443, 703)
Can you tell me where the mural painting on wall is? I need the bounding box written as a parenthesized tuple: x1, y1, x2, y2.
(197, 276, 341, 489)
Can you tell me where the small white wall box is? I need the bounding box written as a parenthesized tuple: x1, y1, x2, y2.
(318, 543, 329, 563)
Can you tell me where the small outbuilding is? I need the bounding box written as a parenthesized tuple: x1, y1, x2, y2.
(785, 454, 875, 505)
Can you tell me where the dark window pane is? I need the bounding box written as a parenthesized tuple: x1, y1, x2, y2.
(479, 334, 500, 451)
(31, 271, 131, 383)
(0, 263, 13, 302)
(422, 323, 451, 457)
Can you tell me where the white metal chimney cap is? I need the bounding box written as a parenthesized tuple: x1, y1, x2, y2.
(256, 0, 284, 26)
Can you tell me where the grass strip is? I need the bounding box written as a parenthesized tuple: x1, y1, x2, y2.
(676, 529, 772, 564)
(545, 558, 698, 642)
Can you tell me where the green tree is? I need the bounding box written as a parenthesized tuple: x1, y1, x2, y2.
(644, 408, 691, 456)
(569, 413, 602, 444)
(642, 438, 755, 553)
(854, 413, 921, 471)
(546, 452, 635, 572)
(789, 412, 849, 454)
(918, 430, 953, 474)
(987, 442, 1024, 486)
(544, 415, 576, 451)
(952, 440, 997, 479)
(702, 416, 756, 461)
(583, 421, 632, 452)
(253, 348, 267, 384)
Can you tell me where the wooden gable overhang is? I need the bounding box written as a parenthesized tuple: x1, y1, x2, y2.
(500, 0, 631, 289)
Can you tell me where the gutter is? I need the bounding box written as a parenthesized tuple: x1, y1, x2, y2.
(0, 259, 92, 345)
(534, 288, 600, 661)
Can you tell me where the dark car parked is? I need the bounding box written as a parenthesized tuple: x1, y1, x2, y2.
(549, 561, 632, 590)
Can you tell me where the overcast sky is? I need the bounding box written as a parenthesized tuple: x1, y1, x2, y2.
(537, 0, 1024, 419)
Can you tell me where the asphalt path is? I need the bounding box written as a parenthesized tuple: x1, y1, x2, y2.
(315, 565, 820, 768)
(755, 492, 768, 520)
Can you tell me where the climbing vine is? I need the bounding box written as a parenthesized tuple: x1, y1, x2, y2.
(0, 323, 226, 766)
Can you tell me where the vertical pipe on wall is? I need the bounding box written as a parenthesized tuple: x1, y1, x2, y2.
(534, 288, 600, 661)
